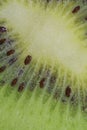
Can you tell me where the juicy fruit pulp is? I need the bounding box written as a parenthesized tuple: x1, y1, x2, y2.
(0, 0, 87, 130)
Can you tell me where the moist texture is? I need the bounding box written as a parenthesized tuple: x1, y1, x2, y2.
(0, 0, 87, 130)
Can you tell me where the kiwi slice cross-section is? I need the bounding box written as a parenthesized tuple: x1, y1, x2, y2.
(0, 0, 87, 130)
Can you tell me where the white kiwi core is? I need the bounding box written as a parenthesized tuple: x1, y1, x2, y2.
(0, 0, 87, 82)
(0, 1, 87, 130)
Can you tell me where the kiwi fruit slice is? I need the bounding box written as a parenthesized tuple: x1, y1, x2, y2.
(0, 0, 87, 129)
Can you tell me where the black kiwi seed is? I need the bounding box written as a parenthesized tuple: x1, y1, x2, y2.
(18, 82, 25, 92)
(8, 57, 17, 65)
(47, 0, 50, 3)
(0, 39, 6, 45)
(65, 86, 71, 97)
(0, 26, 7, 33)
(7, 49, 15, 56)
(18, 69, 24, 76)
(85, 17, 87, 20)
(39, 78, 46, 88)
(11, 77, 18, 87)
(72, 6, 80, 14)
(0, 65, 6, 73)
(24, 55, 32, 65)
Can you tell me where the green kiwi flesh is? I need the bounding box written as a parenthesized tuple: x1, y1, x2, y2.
(0, 0, 87, 130)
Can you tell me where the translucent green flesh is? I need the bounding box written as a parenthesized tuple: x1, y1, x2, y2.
(0, 0, 87, 130)
(0, 85, 86, 130)
(0, 0, 87, 75)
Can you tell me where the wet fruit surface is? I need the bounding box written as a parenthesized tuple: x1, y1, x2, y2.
(0, 0, 87, 112)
